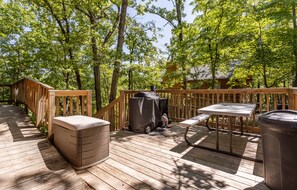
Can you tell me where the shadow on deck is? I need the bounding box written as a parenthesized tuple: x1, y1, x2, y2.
(0, 104, 269, 189)
(78, 124, 269, 190)
(0, 104, 90, 190)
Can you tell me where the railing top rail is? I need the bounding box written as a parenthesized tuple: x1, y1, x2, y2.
(11, 77, 54, 90)
(122, 88, 291, 94)
(53, 90, 92, 96)
(94, 97, 121, 118)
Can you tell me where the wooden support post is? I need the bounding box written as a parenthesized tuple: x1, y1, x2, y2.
(48, 90, 55, 138)
(120, 90, 125, 129)
(86, 90, 92, 116)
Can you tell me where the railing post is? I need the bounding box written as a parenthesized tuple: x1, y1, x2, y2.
(86, 90, 92, 116)
(120, 90, 125, 129)
(48, 90, 56, 138)
(289, 88, 297, 110)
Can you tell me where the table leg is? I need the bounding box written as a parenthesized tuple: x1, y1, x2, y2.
(240, 117, 243, 135)
(216, 115, 219, 150)
(184, 126, 192, 146)
(229, 116, 233, 153)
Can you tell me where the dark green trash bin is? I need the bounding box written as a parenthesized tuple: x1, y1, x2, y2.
(258, 110, 297, 190)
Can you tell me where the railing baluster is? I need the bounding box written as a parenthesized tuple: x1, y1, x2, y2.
(63, 96, 67, 116)
(69, 96, 73, 115)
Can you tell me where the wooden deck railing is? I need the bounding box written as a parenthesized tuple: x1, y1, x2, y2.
(94, 96, 122, 131)
(94, 88, 297, 133)
(8, 77, 297, 134)
(10, 77, 92, 137)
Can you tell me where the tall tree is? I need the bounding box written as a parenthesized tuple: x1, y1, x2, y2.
(188, 0, 246, 88)
(291, 3, 297, 86)
(140, 0, 187, 89)
(124, 19, 159, 90)
(109, 0, 128, 102)
(75, 0, 120, 110)
(32, 0, 82, 89)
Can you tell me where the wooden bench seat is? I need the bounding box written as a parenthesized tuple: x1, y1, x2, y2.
(179, 114, 211, 146)
(179, 114, 211, 128)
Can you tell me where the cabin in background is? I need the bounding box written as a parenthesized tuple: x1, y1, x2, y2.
(163, 62, 252, 89)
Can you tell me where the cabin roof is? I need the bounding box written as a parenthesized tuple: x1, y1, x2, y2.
(188, 61, 240, 81)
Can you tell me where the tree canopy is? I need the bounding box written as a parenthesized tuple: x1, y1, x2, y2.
(1, 0, 297, 109)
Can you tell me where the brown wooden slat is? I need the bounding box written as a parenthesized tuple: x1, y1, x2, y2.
(63, 96, 67, 116)
(69, 96, 73, 115)
(81, 95, 85, 115)
(76, 96, 80, 115)
(0, 105, 90, 190)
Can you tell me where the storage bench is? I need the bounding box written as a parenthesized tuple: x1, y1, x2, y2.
(53, 115, 110, 170)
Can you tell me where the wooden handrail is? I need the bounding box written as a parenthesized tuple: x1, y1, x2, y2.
(94, 96, 122, 131)
(95, 88, 297, 133)
(10, 78, 92, 137)
(94, 97, 121, 118)
(8, 77, 297, 135)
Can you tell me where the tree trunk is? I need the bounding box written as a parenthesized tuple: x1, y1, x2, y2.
(292, 5, 297, 86)
(208, 42, 215, 89)
(263, 63, 268, 88)
(74, 68, 82, 89)
(128, 69, 132, 90)
(89, 13, 102, 111)
(69, 47, 82, 90)
(175, 0, 187, 89)
(109, 0, 128, 102)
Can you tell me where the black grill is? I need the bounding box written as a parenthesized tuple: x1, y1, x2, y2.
(129, 92, 168, 133)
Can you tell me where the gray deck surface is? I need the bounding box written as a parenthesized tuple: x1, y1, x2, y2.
(0, 105, 90, 190)
(0, 104, 269, 190)
(78, 125, 269, 190)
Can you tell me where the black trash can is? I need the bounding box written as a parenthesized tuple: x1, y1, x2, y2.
(257, 110, 297, 190)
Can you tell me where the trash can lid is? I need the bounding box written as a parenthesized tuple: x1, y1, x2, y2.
(258, 110, 297, 128)
(53, 115, 110, 130)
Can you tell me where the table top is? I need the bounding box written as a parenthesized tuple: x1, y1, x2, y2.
(198, 103, 256, 117)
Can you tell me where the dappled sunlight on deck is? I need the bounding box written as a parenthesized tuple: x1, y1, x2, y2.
(79, 124, 269, 190)
(0, 104, 269, 189)
(0, 105, 90, 189)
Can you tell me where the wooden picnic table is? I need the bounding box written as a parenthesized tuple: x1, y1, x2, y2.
(195, 103, 261, 162)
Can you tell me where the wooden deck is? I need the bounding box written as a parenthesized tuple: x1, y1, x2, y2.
(78, 125, 269, 190)
(0, 105, 90, 190)
(0, 104, 269, 190)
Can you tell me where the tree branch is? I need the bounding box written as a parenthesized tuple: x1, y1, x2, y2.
(75, 2, 90, 17)
(42, 0, 66, 35)
(103, 4, 120, 44)
(146, 8, 177, 29)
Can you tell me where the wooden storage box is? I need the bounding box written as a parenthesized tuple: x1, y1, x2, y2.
(53, 115, 110, 170)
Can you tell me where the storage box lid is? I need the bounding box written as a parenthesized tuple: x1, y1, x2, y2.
(53, 115, 110, 130)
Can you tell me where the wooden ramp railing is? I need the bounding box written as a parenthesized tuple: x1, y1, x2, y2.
(94, 96, 122, 131)
(9, 77, 92, 137)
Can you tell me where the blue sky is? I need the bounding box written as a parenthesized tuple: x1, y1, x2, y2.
(127, 0, 196, 51)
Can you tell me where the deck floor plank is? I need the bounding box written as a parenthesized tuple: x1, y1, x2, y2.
(1, 104, 269, 190)
(110, 141, 252, 190)
(79, 126, 269, 190)
(86, 165, 135, 190)
(0, 105, 90, 190)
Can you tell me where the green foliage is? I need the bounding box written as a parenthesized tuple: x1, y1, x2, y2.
(2, 0, 297, 112)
